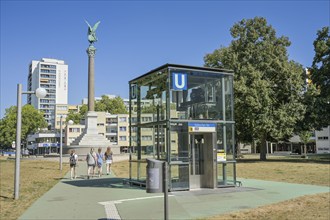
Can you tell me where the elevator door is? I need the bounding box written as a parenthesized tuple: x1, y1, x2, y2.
(189, 134, 204, 189)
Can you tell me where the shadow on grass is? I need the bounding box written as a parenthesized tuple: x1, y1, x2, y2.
(237, 157, 330, 164)
(61, 177, 144, 190)
(53, 177, 67, 180)
(28, 166, 63, 170)
(0, 195, 13, 200)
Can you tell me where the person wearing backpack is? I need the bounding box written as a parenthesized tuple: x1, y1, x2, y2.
(104, 147, 113, 175)
(69, 150, 78, 179)
(86, 148, 97, 179)
(96, 147, 104, 177)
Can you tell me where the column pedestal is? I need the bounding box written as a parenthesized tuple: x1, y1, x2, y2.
(67, 111, 111, 155)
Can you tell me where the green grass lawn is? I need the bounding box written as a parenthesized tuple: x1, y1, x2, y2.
(0, 157, 69, 220)
(112, 154, 330, 220)
(1, 154, 329, 220)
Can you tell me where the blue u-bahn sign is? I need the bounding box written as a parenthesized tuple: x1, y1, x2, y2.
(172, 73, 187, 90)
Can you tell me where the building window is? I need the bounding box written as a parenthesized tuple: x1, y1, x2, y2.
(69, 128, 80, 132)
(318, 136, 329, 140)
(107, 118, 118, 123)
(119, 136, 127, 141)
(108, 136, 118, 143)
(142, 136, 152, 141)
(41, 64, 56, 69)
(120, 126, 127, 131)
(119, 117, 127, 122)
(46, 94, 56, 98)
(40, 69, 56, 73)
(57, 106, 68, 111)
(110, 128, 117, 133)
(141, 128, 152, 131)
(142, 117, 152, 122)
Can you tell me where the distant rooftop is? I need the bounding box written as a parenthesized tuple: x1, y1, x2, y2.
(41, 58, 65, 64)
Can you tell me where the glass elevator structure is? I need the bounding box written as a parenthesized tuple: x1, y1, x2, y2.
(128, 64, 236, 191)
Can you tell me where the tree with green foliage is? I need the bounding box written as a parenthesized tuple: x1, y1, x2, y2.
(204, 17, 305, 160)
(95, 95, 128, 114)
(299, 130, 312, 158)
(0, 105, 47, 148)
(294, 82, 319, 156)
(294, 27, 329, 154)
(66, 96, 128, 124)
(141, 104, 166, 114)
(66, 104, 88, 124)
(310, 26, 330, 129)
(66, 110, 82, 124)
(79, 104, 88, 116)
(141, 105, 158, 113)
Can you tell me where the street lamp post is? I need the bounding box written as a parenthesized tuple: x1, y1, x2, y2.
(59, 115, 63, 170)
(14, 84, 46, 200)
(59, 118, 73, 171)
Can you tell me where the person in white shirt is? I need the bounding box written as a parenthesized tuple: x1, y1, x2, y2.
(86, 148, 97, 179)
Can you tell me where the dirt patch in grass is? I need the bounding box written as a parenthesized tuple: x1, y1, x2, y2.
(0, 158, 69, 220)
(112, 160, 129, 178)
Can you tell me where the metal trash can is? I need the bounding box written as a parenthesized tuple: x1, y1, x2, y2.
(146, 158, 163, 193)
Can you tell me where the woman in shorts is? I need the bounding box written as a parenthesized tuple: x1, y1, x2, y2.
(69, 149, 78, 179)
(96, 147, 104, 177)
(104, 147, 113, 175)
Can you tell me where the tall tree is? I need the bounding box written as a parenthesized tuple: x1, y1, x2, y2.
(96, 96, 128, 114)
(204, 17, 305, 160)
(293, 27, 329, 153)
(310, 26, 330, 129)
(0, 105, 47, 147)
(294, 81, 319, 156)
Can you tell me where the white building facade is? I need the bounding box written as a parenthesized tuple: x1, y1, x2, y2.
(28, 58, 68, 129)
(27, 132, 60, 155)
(315, 126, 330, 153)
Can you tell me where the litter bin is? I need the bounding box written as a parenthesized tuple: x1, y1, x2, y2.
(146, 158, 163, 193)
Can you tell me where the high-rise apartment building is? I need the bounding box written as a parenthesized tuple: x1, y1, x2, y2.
(27, 58, 68, 129)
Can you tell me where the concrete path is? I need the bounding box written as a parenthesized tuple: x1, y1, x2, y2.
(19, 157, 330, 220)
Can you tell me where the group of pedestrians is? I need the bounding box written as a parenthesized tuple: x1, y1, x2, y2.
(86, 147, 113, 179)
(69, 147, 113, 180)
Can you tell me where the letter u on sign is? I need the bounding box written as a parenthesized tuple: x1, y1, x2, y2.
(130, 84, 137, 99)
(172, 73, 187, 90)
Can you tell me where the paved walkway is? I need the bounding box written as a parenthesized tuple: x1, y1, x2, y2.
(19, 157, 330, 220)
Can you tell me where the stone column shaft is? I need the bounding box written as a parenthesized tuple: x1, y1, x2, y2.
(87, 46, 96, 111)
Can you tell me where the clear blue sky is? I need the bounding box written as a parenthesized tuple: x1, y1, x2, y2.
(1, 0, 329, 118)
